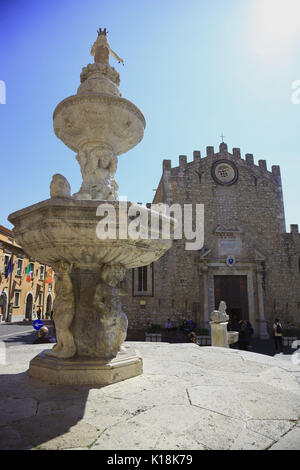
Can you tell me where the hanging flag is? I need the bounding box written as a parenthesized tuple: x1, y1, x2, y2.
(5, 258, 13, 279)
(45, 268, 53, 284)
(26, 264, 32, 282)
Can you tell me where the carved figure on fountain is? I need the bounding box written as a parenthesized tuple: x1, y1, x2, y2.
(46, 261, 76, 359)
(50, 174, 71, 199)
(94, 280, 128, 358)
(73, 145, 118, 200)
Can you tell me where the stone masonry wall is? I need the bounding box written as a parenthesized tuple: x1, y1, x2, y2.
(123, 144, 300, 334)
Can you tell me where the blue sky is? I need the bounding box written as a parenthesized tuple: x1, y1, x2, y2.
(1, 0, 299, 230)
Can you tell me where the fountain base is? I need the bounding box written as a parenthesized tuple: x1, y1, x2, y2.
(28, 345, 142, 385)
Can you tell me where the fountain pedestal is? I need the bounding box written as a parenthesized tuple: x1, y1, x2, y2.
(29, 346, 142, 385)
(210, 301, 239, 348)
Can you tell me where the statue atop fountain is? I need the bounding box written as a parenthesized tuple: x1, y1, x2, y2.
(8, 29, 175, 385)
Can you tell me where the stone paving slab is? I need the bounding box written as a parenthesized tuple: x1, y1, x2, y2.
(0, 341, 299, 450)
(268, 426, 300, 450)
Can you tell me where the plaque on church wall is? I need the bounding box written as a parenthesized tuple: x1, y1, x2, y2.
(218, 238, 242, 256)
(211, 159, 238, 186)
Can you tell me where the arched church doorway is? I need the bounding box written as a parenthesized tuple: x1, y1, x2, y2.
(0, 291, 8, 321)
(46, 294, 52, 313)
(25, 293, 33, 321)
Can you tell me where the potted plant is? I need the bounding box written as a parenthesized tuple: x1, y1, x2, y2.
(195, 327, 211, 346)
(282, 328, 300, 347)
(145, 323, 162, 342)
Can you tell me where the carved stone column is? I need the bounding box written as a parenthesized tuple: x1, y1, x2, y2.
(256, 265, 269, 339)
(201, 264, 209, 325)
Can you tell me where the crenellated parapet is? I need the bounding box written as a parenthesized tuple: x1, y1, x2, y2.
(160, 143, 283, 183)
(157, 142, 288, 234)
(290, 224, 299, 234)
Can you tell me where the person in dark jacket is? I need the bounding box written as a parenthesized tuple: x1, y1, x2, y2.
(33, 326, 56, 344)
(273, 318, 283, 353)
(238, 320, 254, 351)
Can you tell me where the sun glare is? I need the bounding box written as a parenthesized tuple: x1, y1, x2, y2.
(252, 0, 300, 57)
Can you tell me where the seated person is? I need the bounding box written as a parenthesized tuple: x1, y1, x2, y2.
(188, 331, 199, 345)
(33, 326, 56, 344)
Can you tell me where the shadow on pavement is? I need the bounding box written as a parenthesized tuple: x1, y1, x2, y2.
(3, 331, 38, 346)
(0, 369, 100, 450)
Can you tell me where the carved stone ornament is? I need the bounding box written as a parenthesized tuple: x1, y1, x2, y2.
(50, 174, 71, 199)
(211, 301, 229, 323)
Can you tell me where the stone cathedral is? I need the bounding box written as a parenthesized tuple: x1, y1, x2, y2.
(122, 142, 300, 338)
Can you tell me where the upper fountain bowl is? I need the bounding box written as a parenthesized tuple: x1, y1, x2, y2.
(53, 93, 145, 155)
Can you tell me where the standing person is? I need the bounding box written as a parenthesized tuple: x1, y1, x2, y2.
(50, 309, 56, 338)
(181, 318, 189, 335)
(238, 320, 253, 351)
(164, 318, 173, 336)
(227, 311, 234, 331)
(188, 319, 195, 332)
(37, 307, 42, 320)
(273, 318, 283, 354)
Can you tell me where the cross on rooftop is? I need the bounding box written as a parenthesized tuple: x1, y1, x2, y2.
(220, 133, 226, 143)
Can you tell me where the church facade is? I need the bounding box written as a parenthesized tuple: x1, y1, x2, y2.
(123, 142, 300, 338)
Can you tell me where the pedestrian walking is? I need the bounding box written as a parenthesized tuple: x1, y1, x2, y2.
(164, 318, 173, 336)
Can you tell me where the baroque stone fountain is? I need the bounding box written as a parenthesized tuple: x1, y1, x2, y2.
(8, 28, 174, 385)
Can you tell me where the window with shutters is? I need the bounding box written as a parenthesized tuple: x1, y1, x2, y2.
(132, 263, 154, 297)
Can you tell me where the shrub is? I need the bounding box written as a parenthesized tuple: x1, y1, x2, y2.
(195, 328, 209, 336)
(282, 328, 300, 337)
(146, 323, 162, 334)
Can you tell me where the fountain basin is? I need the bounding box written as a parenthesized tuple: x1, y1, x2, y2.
(53, 94, 145, 155)
(227, 331, 239, 345)
(8, 198, 174, 269)
(9, 197, 175, 382)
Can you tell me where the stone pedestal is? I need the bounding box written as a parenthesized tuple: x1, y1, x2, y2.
(29, 346, 142, 385)
(210, 321, 230, 348)
(210, 301, 239, 348)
